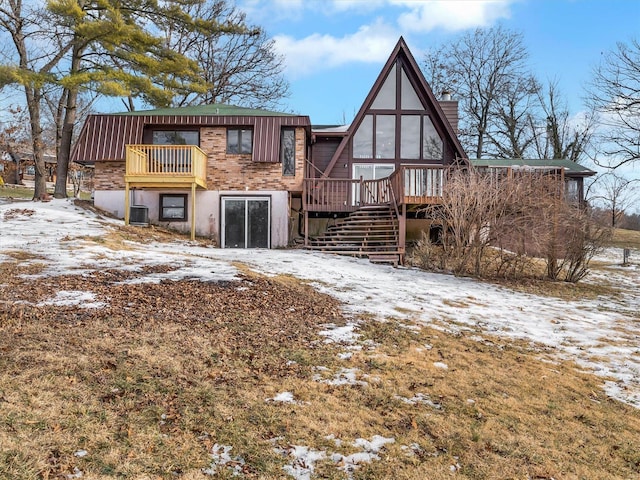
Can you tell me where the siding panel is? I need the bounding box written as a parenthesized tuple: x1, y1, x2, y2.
(72, 113, 310, 164)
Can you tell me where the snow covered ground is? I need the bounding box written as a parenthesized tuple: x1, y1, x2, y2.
(1, 199, 639, 408)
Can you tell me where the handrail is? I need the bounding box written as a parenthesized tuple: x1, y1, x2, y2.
(305, 159, 326, 178)
(387, 169, 401, 220)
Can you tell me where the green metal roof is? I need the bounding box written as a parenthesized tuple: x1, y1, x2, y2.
(469, 158, 596, 176)
(114, 103, 301, 117)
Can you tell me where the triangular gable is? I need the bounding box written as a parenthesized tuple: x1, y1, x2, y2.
(322, 37, 467, 178)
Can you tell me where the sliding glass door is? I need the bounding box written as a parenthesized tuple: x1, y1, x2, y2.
(221, 197, 270, 248)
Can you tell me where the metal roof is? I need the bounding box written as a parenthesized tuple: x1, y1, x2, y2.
(71, 106, 310, 164)
(469, 158, 596, 176)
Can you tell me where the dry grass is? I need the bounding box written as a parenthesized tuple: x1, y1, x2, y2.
(0, 185, 91, 200)
(608, 228, 640, 249)
(1, 253, 640, 480)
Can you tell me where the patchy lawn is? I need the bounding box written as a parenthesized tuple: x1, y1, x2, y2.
(1, 200, 640, 479)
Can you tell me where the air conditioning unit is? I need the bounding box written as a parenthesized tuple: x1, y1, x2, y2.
(129, 205, 149, 226)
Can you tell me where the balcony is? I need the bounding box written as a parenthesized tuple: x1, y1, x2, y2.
(125, 144, 207, 189)
(304, 165, 445, 213)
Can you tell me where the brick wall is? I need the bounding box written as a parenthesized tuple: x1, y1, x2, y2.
(95, 161, 125, 190)
(201, 126, 306, 191)
(94, 126, 306, 192)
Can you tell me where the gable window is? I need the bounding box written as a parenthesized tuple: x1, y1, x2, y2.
(400, 115, 421, 159)
(152, 130, 199, 146)
(422, 116, 443, 159)
(376, 115, 395, 158)
(351, 60, 445, 162)
(227, 128, 253, 154)
(353, 115, 373, 158)
(281, 128, 296, 176)
(371, 64, 396, 109)
(159, 194, 187, 221)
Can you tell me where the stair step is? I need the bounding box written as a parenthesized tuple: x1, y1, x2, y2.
(308, 203, 403, 265)
(368, 254, 400, 267)
(327, 228, 397, 235)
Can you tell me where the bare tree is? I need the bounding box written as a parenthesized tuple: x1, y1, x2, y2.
(485, 75, 540, 158)
(0, 0, 69, 199)
(423, 26, 535, 159)
(589, 172, 639, 227)
(534, 80, 596, 162)
(163, 0, 289, 110)
(587, 38, 640, 169)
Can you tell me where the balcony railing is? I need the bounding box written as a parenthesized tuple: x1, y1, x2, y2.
(125, 144, 207, 187)
(304, 165, 446, 212)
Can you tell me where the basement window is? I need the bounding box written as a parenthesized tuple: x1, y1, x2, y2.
(159, 194, 187, 221)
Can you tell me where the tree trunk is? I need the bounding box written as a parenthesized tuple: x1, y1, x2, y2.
(24, 87, 48, 200)
(55, 43, 83, 199)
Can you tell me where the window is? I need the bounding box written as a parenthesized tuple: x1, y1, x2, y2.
(152, 130, 199, 146)
(227, 128, 253, 154)
(281, 128, 295, 176)
(371, 64, 396, 109)
(353, 115, 373, 159)
(423, 116, 443, 159)
(400, 115, 421, 159)
(376, 115, 395, 159)
(565, 179, 579, 202)
(159, 194, 187, 221)
(352, 60, 445, 162)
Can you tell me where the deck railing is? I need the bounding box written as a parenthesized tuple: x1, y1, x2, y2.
(125, 145, 207, 184)
(304, 165, 446, 212)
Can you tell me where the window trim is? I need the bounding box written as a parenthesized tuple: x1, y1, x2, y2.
(227, 127, 253, 154)
(159, 193, 188, 222)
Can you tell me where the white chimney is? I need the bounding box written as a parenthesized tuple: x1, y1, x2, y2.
(441, 91, 451, 101)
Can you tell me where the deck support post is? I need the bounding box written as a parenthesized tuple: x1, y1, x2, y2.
(304, 210, 309, 247)
(124, 182, 130, 225)
(190, 182, 196, 241)
(399, 203, 407, 265)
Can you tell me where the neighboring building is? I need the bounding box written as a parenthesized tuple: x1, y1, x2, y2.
(71, 37, 595, 261)
(0, 152, 57, 185)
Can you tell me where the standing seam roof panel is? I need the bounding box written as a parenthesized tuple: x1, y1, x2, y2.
(71, 114, 309, 163)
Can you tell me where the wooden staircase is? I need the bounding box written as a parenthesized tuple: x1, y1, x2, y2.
(306, 205, 403, 266)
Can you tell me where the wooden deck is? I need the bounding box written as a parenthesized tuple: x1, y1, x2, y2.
(124, 145, 208, 240)
(125, 145, 207, 189)
(303, 165, 445, 213)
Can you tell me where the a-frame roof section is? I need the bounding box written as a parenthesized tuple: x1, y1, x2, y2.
(322, 37, 467, 178)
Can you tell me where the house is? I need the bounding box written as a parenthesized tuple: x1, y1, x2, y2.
(0, 152, 58, 185)
(71, 37, 594, 262)
(71, 105, 311, 247)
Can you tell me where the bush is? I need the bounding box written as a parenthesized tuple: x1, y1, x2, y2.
(415, 168, 610, 283)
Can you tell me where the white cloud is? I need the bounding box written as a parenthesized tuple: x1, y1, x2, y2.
(256, 0, 518, 78)
(393, 0, 515, 32)
(273, 20, 399, 78)
(326, 0, 387, 13)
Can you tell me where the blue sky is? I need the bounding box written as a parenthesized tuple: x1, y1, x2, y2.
(238, 0, 640, 126)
